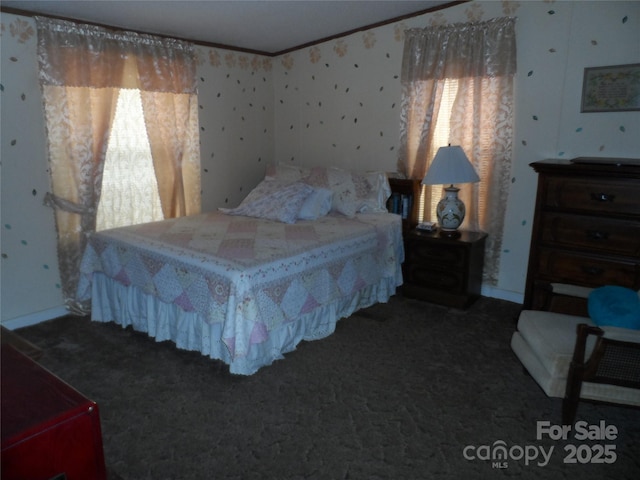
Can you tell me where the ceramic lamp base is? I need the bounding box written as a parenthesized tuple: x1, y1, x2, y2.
(436, 185, 465, 233)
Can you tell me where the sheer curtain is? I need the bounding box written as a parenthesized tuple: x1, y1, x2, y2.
(398, 17, 517, 284)
(36, 17, 201, 313)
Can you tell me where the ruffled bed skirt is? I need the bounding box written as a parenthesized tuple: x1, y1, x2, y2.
(90, 272, 400, 375)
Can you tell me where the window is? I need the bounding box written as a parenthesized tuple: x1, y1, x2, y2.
(399, 18, 516, 284)
(96, 89, 164, 231)
(37, 16, 200, 312)
(417, 79, 458, 223)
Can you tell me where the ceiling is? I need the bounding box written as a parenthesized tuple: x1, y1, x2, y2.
(1, 0, 457, 55)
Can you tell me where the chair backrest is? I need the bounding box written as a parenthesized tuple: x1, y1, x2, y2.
(584, 335, 640, 389)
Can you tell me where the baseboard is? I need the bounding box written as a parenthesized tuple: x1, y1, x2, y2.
(1, 305, 69, 330)
(481, 285, 524, 304)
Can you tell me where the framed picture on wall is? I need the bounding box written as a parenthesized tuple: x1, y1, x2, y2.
(581, 63, 640, 112)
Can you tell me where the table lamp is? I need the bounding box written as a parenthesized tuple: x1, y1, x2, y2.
(421, 145, 480, 237)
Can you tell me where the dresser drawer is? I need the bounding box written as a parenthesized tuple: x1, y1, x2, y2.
(544, 177, 639, 216)
(537, 248, 640, 288)
(540, 213, 640, 256)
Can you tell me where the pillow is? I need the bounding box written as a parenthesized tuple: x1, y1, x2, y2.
(219, 180, 313, 224)
(267, 165, 391, 216)
(265, 163, 309, 184)
(588, 286, 640, 330)
(303, 166, 361, 217)
(358, 172, 392, 213)
(297, 188, 333, 220)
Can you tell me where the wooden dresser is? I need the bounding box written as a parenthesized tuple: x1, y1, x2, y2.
(523, 158, 640, 315)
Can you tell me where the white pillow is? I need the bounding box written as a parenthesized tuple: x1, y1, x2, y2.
(219, 180, 313, 224)
(297, 188, 333, 220)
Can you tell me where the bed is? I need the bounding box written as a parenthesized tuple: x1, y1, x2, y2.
(77, 165, 404, 374)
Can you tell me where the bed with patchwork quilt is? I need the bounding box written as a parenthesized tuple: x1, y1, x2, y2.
(77, 166, 404, 374)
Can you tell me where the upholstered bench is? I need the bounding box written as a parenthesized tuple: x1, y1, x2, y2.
(511, 309, 640, 423)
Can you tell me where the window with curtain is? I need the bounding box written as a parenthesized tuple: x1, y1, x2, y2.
(96, 88, 164, 231)
(36, 17, 201, 314)
(398, 17, 517, 285)
(416, 78, 458, 222)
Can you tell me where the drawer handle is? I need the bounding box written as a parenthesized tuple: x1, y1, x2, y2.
(590, 192, 616, 202)
(586, 230, 609, 241)
(581, 265, 604, 276)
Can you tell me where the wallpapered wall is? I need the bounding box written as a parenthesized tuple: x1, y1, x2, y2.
(270, 0, 639, 299)
(1, 1, 639, 326)
(0, 12, 274, 325)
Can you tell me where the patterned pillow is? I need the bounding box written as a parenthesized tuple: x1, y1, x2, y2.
(219, 180, 313, 224)
(303, 167, 391, 217)
(265, 163, 309, 183)
(265, 164, 392, 217)
(359, 172, 392, 213)
(304, 167, 359, 217)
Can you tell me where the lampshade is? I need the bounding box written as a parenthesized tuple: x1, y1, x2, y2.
(421, 146, 480, 186)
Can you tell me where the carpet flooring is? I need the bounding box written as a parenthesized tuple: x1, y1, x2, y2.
(14, 295, 640, 479)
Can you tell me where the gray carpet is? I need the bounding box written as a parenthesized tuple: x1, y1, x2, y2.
(15, 295, 640, 479)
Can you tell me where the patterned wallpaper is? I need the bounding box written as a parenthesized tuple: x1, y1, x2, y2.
(1, 15, 66, 323)
(0, 13, 275, 323)
(2, 1, 639, 324)
(194, 46, 274, 211)
(271, 1, 520, 172)
(271, 0, 639, 297)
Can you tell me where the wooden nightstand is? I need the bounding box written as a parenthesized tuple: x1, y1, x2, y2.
(401, 229, 487, 309)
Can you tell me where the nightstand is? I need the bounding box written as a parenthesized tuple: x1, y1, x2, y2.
(401, 229, 487, 308)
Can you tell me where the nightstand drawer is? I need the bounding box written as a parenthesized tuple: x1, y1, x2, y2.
(404, 239, 467, 268)
(540, 213, 640, 256)
(544, 177, 639, 216)
(537, 248, 640, 288)
(403, 265, 466, 293)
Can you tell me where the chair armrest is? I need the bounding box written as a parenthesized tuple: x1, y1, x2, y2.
(534, 282, 592, 316)
(550, 283, 594, 299)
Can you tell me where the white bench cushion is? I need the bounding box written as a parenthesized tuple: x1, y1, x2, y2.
(516, 310, 596, 379)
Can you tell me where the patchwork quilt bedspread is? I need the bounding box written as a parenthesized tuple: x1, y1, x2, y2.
(77, 211, 403, 363)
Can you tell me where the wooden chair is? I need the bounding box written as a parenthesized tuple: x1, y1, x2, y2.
(511, 308, 640, 424)
(563, 323, 640, 424)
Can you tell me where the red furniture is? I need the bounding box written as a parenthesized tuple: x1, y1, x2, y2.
(1, 344, 107, 480)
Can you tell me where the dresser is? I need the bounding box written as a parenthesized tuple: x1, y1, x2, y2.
(523, 158, 640, 315)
